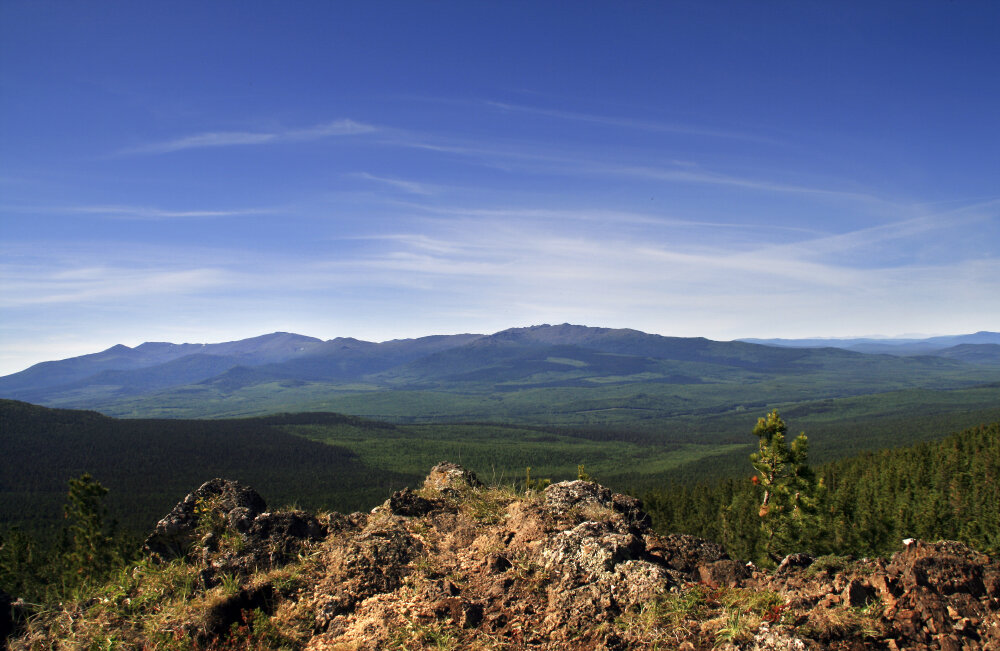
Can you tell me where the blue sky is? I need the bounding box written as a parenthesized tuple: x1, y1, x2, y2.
(1, 1, 998, 375)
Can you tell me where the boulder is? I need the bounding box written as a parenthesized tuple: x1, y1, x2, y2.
(644, 533, 729, 574)
(384, 487, 437, 517)
(423, 462, 483, 494)
(876, 541, 995, 648)
(776, 553, 814, 575)
(544, 480, 613, 514)
(542, 520, 643, 582)
(697, 559, 751, 588)
(143, 479, 323, 577)
(249, 510, 324, 549)
(144, 478, 267, 561)
(611, 492, 652, 527)
(887, 540, 987, 598)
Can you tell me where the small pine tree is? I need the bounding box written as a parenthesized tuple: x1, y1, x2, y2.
(750, 411, 818, 560)
(62, 473, 117, 588)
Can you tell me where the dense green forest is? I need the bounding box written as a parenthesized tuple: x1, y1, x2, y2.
(0, 400, 412, 534)
(644, 421, 1000, 563)
(5, 394, 999, 539)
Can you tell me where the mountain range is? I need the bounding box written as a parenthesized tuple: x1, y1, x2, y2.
(2, 324, 999, 421)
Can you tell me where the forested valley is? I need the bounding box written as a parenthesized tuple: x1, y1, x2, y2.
(2, 396, 997, 608)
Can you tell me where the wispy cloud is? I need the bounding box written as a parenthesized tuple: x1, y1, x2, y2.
(0, 264, 231, 307)
(484, 100, 777, 143)
(391, 204, 825, 235)
(68, 204, 272, 220)
(122, 119, 376, 155)
(377, 129, 896, 211)
(0, 203, 273, 220)
(331, 219, 1000, 335)
(3, 206, 996, 371)
(615, 165, 897, 207)
(350, 173, 435, 195)
(759, 199, 1000, 263)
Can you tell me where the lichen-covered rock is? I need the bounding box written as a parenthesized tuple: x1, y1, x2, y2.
(542, 520, 643, 582)
(748, 622, 807, 650)
(143, 479, 326, 587)
(312, 525, 423, 632)
(611, 492, 652, 527)
(544, 480, 652, 530)
(323, 510, 368, 533)
(423, 461, 483, 494)
(888, 540, 987, 597)
(611, 559, 674, 603)
(763, 539, 1000, 650)
(544, 480, 614, 513)
(877, 540, 998, 648)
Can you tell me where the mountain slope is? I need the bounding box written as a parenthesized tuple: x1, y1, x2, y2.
(931, 343, 1000, 364)
(9, 354, 247, 404)
(258, 333, 486, 382)
(0, 332, 324, 398)
(0, 332, 483, 405)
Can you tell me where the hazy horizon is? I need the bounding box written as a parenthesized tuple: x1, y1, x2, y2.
(2, 2, 997, 376)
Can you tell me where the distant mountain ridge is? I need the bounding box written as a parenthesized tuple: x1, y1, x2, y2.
(0, 332, 325, 395)
(739, 331, 1000, 355)
(1, 325, 998, 419)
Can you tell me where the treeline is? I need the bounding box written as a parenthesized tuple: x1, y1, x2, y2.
(644, 421, 1000, 562)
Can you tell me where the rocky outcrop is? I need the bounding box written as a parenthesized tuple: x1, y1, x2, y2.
(300, 467, 715, 650)
(11, 463, 1000, 650)
(143, 477, 323, 586)
(759, 540, 1000, 650)
(144, 478, 268, 560)
(879, 540, 1000, 649)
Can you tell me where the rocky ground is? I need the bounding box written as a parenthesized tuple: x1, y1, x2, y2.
(8, 462, 1000, 649)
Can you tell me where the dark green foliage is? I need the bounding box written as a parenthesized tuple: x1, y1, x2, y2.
(750, 411, 818, 560)
(646, 421, 1000, 561)
(0, 527, 50, 601)
(818, 422, 1000, 556)
(62, 473, 115, 583)
(0, 475, 138, 604)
